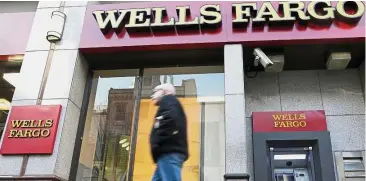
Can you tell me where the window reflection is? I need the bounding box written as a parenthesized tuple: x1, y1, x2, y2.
(76, 67, 225, 181)
(133, 66, 225, 181)
(76, 70, 138, 181)
(0, 70, 20, 142)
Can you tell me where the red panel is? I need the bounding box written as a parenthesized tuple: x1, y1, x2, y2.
(0, 105, 62, 155)
(0, 12, 35, 56)
(79, 1, 366, 52)
(252, 110, 327, 133)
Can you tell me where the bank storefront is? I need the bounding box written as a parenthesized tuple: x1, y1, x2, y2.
(0, 1, 365, 181)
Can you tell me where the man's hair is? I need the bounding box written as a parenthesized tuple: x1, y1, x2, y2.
(153, 83, 176, 96)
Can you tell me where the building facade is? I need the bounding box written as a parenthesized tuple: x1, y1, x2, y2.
(0, 1, 365, 181)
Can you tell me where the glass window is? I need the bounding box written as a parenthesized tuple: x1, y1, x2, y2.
(0, 61, 21, 142)
(132, 66, 225, 181)
(76, 66, 225, 181)
(76, 69, 139, 181)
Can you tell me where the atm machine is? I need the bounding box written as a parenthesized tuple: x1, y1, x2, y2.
(252, 111, 336, 181)
(269, 147, 315, 181)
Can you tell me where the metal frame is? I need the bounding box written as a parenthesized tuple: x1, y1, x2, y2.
(199, 102, 205, 181)
(68, 68, 94, 181)
(126, 68, 144, 181)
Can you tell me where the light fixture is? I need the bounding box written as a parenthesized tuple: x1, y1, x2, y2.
(119, 138, 130, 151)
(274, 154, 307, 160)
(0, 99, 11, 111)
(119, 138, 128, 144)
(265, 55, 285, 73)
(7, 55, 24, 62)
(326, 52, 351, 70)
(46, 11, 66, 42)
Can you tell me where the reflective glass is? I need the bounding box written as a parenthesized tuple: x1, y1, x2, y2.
(76, 70, 138, 181)
(133, 66, 225, 181)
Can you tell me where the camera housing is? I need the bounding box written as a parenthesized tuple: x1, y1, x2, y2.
(253, 48, 274, 68)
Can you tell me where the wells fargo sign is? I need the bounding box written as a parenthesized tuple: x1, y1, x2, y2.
(93, 1, 365, 34)
(0, 105, 62, 155)
(80, 1, 366, 51)
(252, 110, 327, 132)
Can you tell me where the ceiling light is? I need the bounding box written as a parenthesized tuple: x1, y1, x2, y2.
(7, 55, 24, 62)
(119, 139, 128, 144)
(326, 52, 351, 70)
(0, 99, 11, 111)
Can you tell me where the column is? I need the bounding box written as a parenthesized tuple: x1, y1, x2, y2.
(0, 1, 89, 180)
(224, 44, 249, 179)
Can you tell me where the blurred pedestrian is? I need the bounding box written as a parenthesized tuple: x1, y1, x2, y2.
(150, 83, 189, 181)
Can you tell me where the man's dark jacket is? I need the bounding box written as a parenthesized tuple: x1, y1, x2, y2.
(149, 94, 189, 163)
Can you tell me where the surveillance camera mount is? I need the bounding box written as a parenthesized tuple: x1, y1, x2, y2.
(254, 56, 260, 67)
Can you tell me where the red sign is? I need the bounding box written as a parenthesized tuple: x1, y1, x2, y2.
(80, 1, 365, 52)
(252, 110, 327, 133)
(0, 105, 62, 155)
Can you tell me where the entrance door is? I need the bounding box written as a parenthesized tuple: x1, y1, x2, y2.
(269, 147, 316, 181)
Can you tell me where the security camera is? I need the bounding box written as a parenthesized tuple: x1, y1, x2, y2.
(253, 48, 274, 68)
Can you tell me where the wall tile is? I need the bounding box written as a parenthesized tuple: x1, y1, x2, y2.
(55, 6, 86, 50)
(26, 8, 57, 51)
(225, 45, 244, 95)
(25, 99, 69, 176)
(0, 155, 23, 176)
(245, 118, 253, 180)
(327, 115, 365, 151)
(319, 69, 364, 115)
(225, 94, 248, 173)
(245, 72, 281, 117)
(43, 50, 78, 100)
(37, 1, 62, 8)
(64, 1, 88, 7)
(13, 51, 49, 101)
(279, 71, 323, 111)
(54, 101, 80, 180)
(69, 53, 89, 108)
(246, 118, 253, 151)
(0, 100, 37, 176)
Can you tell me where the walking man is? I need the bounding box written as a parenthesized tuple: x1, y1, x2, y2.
(150, 83, 189, 181)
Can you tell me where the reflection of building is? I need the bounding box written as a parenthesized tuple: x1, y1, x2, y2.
(141, 75, 197, 98)
(90, 76, 199, 181)
(107, 88, 135, 136)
